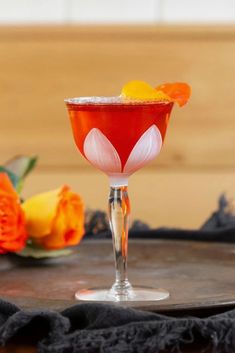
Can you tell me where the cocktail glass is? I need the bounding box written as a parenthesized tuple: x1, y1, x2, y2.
(65, 96, 174, 301)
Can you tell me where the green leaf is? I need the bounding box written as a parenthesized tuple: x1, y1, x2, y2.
(16, 245, 74, 259)
(0, 166, 20, 189)
(4, 155, 38, 179)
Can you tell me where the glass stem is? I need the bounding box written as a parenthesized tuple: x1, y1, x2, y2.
(108, 185, 133, 300)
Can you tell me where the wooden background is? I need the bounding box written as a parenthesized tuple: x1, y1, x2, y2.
(0, 25, 235, 228)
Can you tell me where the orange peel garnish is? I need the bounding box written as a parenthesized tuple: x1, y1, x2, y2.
(155, 82, 191, 107)
(121, 80, 170, 102)
(121, 80, 191, 107)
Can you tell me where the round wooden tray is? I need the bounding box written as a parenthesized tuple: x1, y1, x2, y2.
(1, 239, 235, 314)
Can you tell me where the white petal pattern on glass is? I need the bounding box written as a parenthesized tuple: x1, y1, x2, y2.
(84, 128, 122, 174)
(123, 125, 162, 174)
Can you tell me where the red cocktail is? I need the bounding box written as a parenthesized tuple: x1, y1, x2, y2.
(67, 97, 173, 186)
(65, 81, 190, 301)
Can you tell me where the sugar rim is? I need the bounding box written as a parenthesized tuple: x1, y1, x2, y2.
(64, 96, 171, 105)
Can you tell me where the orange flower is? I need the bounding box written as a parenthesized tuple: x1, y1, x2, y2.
(0, 173, 27, 254)
(22, 186, 85, 250)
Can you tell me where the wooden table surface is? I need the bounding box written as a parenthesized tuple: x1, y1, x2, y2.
(1, 240, 235, 312)
(0, 345, 35, 353)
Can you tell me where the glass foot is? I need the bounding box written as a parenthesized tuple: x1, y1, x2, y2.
(75, 286, 170, 302)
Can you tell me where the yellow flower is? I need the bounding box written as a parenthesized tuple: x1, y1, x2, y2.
(22, 186, 84, 250)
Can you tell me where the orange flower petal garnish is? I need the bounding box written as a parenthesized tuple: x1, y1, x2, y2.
(121, 80, 170, 101)
(155, 82, 191, 107)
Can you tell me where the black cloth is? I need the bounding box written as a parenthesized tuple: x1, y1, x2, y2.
(1, 300, 235, 353)
(86, 194, 235, 243)
(1, 194, 235, 353)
